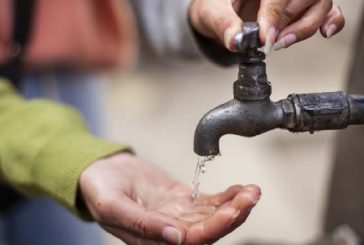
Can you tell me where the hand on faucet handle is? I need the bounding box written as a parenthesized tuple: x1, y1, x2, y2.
(189, 0, 345, 53)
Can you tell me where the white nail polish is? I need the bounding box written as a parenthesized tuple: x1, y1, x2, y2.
(273, 34, 297, 51)
(224, 27, 233, 50)
(273, 39, 285, 51)
(326, 24, 337, 39)
(264, 27, 277, 55)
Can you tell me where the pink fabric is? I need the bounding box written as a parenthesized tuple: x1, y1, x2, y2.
(0, 0, 137, 69)
(0, 0, 12, 64)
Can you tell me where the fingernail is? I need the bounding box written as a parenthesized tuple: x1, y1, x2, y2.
(162, 226, 182, 245)
(326, 24, 337, 39)
(273, 34, 297, 51)
(242, 193, 259, 205)
(263, 27, 277, 55)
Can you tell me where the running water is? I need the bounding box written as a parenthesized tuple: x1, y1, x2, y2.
(192, 155, 216, 200)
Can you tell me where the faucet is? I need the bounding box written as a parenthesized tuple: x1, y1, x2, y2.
(194, 22, 364, 156)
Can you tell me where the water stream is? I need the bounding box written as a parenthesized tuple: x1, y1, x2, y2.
(192, 155, 216, 200)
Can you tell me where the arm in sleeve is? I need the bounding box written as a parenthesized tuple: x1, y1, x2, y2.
(131, 0, 238, 66)
(0, 78, 132, 217)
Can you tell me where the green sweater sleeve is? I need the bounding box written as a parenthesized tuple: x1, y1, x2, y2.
(0, 78, 132, 217)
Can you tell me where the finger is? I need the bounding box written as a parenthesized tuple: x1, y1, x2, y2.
(230, 185, 261, 229)
(238, 0, 260, 22)
(97, 196, 186, 245)
(189, 0, 243, 51)
(274, 0, 333, 51)
(257, 0, 289, 53)
(320, 5, 345, 39)
(185, 206, 240, 244)
(185, 185, 261, 244)
(280, 0, 317, 28)
(106, 226, 170, 245)
(194, 185, 244, 206)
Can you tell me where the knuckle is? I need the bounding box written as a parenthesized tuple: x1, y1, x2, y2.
(197, 2, 212, 23)
(300, 19, 319, 37)
(190, 0, 209, 27)
(267, 5, 281, 22)
(281, 11, 295, 26)
(198, 1, 208, 16)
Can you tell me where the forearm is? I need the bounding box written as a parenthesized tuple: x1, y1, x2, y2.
(0, 79, 132, 217)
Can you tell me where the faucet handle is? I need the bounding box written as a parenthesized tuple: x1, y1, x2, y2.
(234, 22, 261, 53)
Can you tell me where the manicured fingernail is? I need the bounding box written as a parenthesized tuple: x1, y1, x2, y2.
(264, 27, 278, 55)
(326, 24, 337, 39)
(273, 34, 297, 51)
(162, 226, 182, 245)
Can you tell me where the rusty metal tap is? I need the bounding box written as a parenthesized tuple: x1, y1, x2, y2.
(193, 22, 364, 156)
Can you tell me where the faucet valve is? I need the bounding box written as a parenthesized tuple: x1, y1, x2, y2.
(234, 22, 271, 101)
(193, 22, 364, 157)
(234, 22, 260, 56)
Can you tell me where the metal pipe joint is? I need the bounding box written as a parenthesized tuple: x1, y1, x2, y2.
(193, 22, 364, 156)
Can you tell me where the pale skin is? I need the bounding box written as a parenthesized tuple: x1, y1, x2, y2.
(80, 153, 261, 244)
(189, 0, 345, 53)
(79, 1, 346, 244)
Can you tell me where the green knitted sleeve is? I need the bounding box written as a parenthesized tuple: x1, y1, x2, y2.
(0, 78, 132, 217)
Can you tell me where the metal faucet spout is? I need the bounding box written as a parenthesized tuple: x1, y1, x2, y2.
(194, 92, 364, 156)
(194, 99, 283, 156)
(193, 22, 364, 157)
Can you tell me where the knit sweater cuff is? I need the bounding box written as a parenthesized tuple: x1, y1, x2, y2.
(32, 130, 132, 217)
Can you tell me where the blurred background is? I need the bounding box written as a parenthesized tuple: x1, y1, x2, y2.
(98, 0, 363, 244)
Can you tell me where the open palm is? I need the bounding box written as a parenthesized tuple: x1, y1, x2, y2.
(80, 153, 261, 245)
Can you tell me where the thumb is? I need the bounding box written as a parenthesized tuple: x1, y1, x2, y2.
(190, 0, 243, 51)
(95, 195, 186, 244)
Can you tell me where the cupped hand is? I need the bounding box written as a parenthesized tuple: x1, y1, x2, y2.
(79, 153, 261, 245)
(189, 0, 345, 53)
